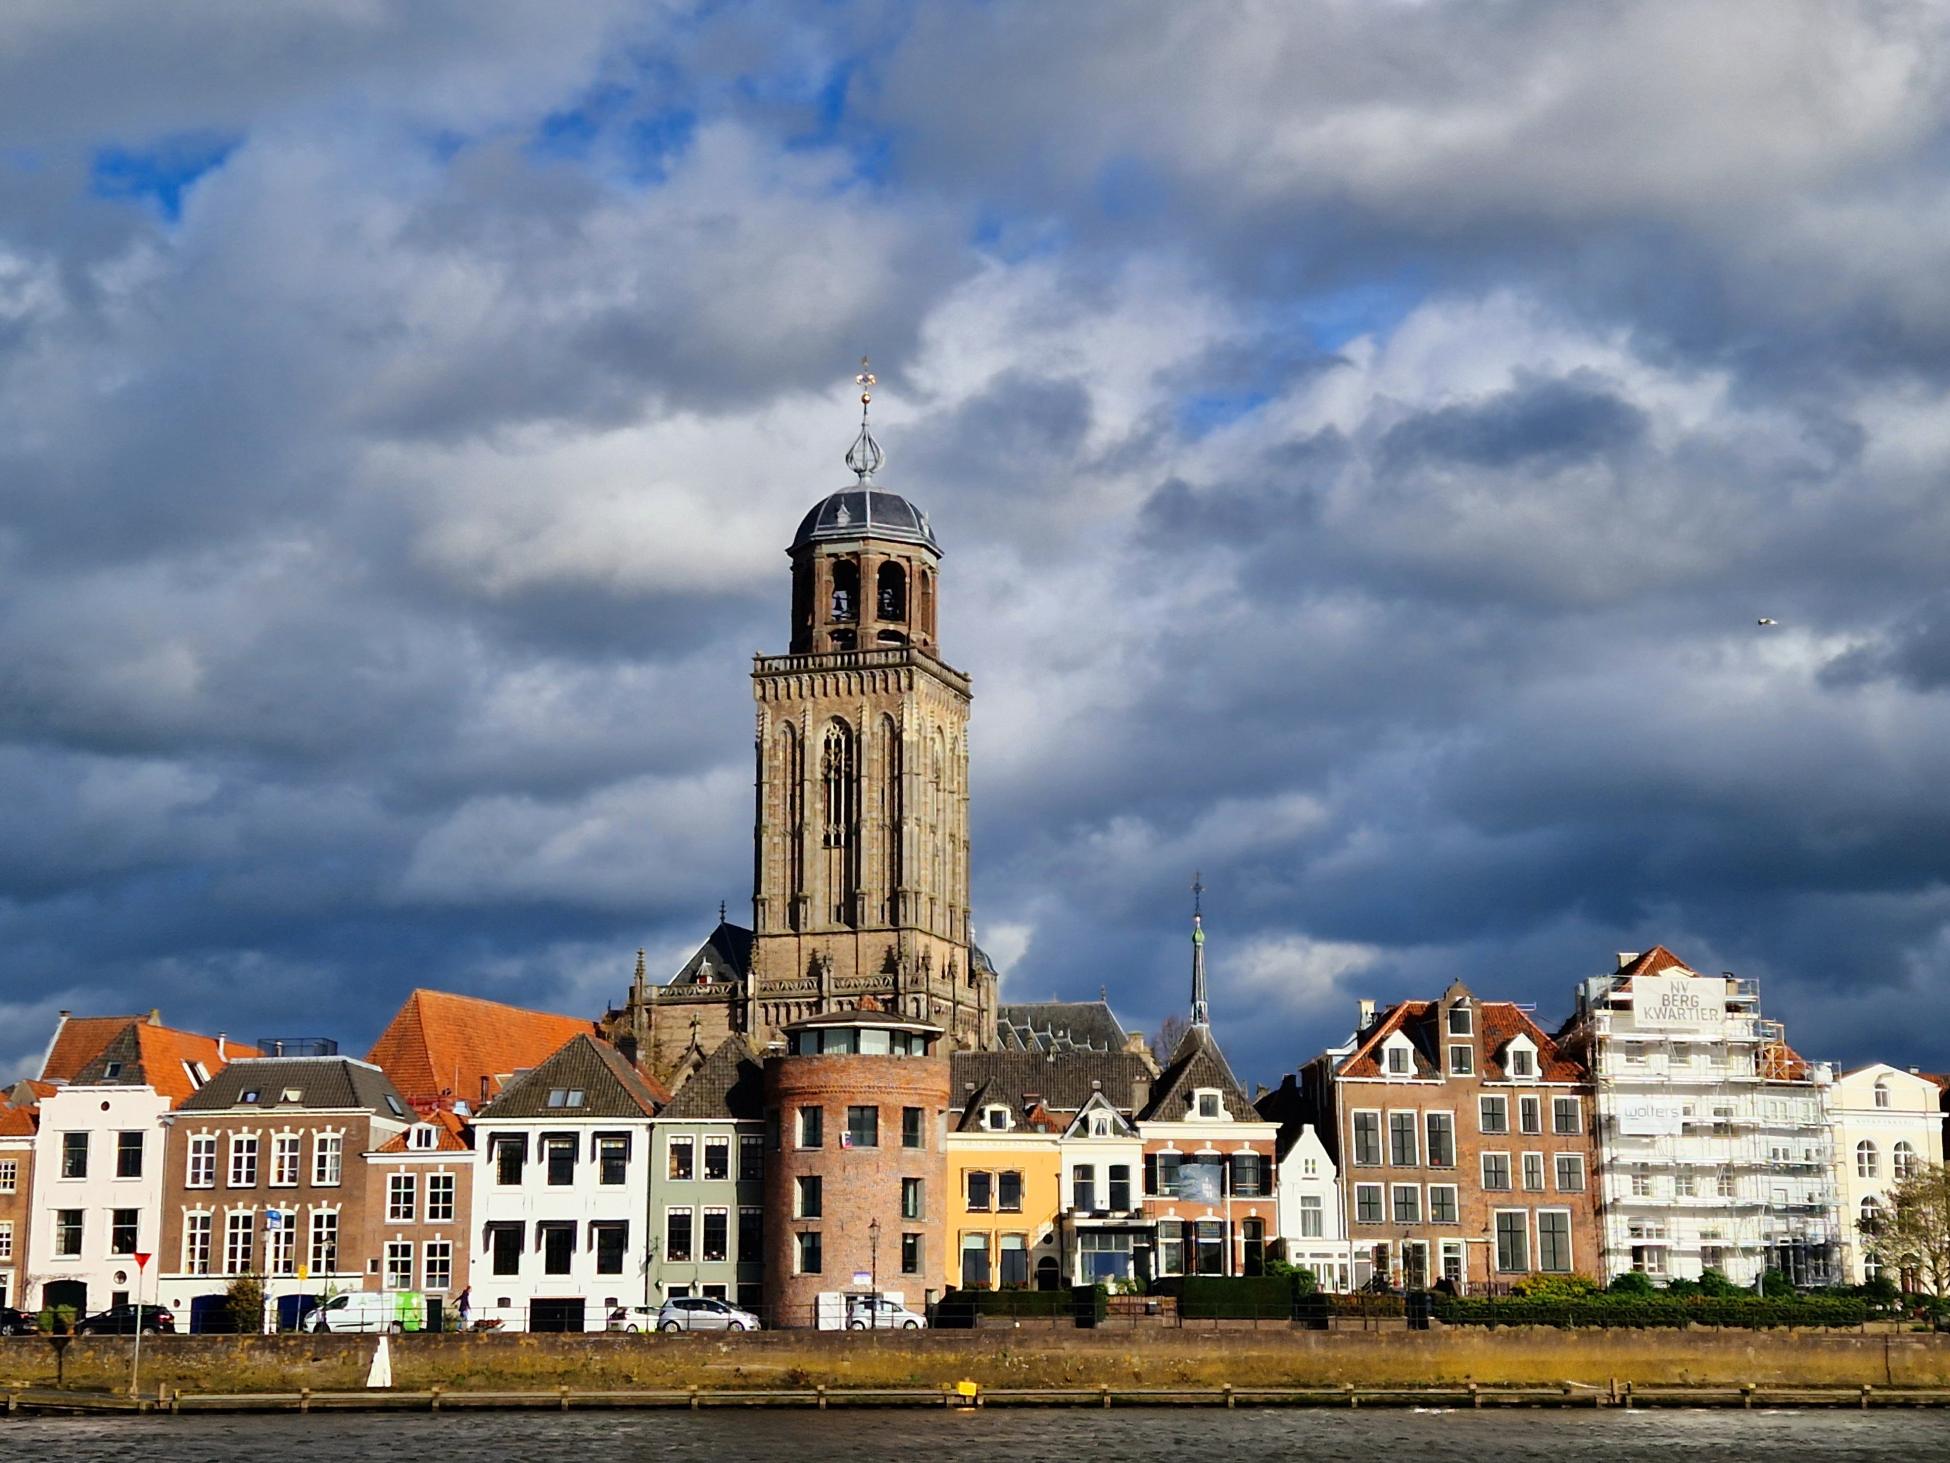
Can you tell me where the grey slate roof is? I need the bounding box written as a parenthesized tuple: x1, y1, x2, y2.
(477, 1034, 661, 1121)
(1139, 1025, 1257, 1122)
(177, 1057, 408, 1116)
(996, 1000, 1131, 1054)
(668, 921, 753, 986)
(659, 1036, 765, 1122)
(949, 1050, 1155, 1129)
(792, 488, 939, 554)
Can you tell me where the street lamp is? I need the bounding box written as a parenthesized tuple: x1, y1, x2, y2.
(868, 1217, 881, 1309)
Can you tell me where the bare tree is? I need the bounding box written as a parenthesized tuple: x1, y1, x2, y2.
(1154, 1013, 1189, 1064)
(1863, 1161, 1950, 1296)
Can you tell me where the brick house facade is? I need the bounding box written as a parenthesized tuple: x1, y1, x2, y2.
(1300, 981, 1602, 1290)
(365, 1109, 472, 1324)
(157, 1056, 410, 1328)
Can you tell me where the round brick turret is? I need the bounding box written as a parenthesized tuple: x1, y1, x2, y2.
(763, 1004, 950, 1326)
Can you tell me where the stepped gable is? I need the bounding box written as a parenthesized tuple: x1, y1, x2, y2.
(367, 988, 600, 1108)
(475, 1034, 664, 1121)
(660, 1035, 765, 1122)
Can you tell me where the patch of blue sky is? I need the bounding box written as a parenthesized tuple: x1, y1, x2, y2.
(1300, 278, 1426, 352)
(1178, 389, 1275, 437)
(89, 133, 239, 222)
(969, 206, 1068, 265)
(1093, 155, 1168, 222)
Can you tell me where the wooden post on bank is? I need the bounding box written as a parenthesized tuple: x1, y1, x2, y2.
(1862, 1385, 1873, 1410)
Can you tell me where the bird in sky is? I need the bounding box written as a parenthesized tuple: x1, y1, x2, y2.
(1757, 618, 1778, 627)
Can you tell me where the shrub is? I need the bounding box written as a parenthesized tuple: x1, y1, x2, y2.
(1609, 1272, 1656, 1296)
(1761, 1269, 1795, 1299)
(1663, 1278, 1702, 1298)
(225, 1274, 266, 1334)
(1152, 1276, 1295, 1319)
(1511, 1273, 1601, 1302)
(1697, 1268, 1740, 1298)
(1862, 1274, 1900, 1307)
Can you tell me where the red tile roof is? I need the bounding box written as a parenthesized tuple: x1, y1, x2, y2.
(1615, 946, 1692, 979)
(1339, 996, 1586, 1082)
(68, 1020, 257, 1107)
(39, 1015, 143, 1083)
(373, 1107, 470, 1154)
(366, 989, 601, 1109)
(0, 1104, 36, 1138)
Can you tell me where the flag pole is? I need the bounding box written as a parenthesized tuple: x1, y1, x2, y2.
(130, 1250, 152, 1399)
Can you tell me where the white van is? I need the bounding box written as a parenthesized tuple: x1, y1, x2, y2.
(308, 1291, 426, 1334)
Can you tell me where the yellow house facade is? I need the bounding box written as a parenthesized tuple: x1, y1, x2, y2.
(943, 1122, 1062, 1289)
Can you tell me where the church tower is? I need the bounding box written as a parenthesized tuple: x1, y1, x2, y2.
(746, 364, 992, 1047)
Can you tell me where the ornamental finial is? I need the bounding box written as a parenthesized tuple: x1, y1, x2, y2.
(845, 354, 885, 482)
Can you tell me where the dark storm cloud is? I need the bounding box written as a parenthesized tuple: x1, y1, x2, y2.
(3, 1, 1950, 1094)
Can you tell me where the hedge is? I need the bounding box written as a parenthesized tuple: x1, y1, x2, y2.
(932, 1287, 1106, 1327)
(1151, 1276, 1295, 1319)
(1433, 1295, 1868, 1329)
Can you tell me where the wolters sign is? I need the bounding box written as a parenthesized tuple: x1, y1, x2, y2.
(1630, 972, 1724, 1035)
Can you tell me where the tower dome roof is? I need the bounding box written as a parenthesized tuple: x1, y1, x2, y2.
(791, 488, 940, 555)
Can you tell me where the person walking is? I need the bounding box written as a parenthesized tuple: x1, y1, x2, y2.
(456, 1286, 472, 1332)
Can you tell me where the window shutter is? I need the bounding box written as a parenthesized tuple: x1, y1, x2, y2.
(1144, 1154, 1158, 1195)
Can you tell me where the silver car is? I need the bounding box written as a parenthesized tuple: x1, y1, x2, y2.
(655, 1296, 762, 1332)
(846, 1296, 926, 1329)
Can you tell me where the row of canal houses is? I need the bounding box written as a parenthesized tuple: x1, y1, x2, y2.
(0, 943, 1939, 1329)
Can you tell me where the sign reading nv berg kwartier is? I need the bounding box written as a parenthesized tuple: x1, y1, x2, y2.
(1629, 971, 1725, 1035)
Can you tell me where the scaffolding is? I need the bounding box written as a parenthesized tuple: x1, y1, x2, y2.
(1566, 969, 1840, 1287)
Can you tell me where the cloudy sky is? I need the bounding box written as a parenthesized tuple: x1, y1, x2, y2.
(5, 1, 1950, 1088)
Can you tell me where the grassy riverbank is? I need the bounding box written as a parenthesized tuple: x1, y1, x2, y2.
(3, 1327, 1948, 1397)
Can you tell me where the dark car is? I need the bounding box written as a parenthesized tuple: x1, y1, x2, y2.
(0, 1308, 38, 1335)
(73, 1303, 175, 1335)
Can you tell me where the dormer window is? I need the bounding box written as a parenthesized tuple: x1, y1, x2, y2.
(545, 1089, 585, 1110)
(1504, 1035, 1539, 1081)
(983, 1105, 1012, 1131)
(1448, 1045, 1474, 1076)
(1091, 1115, 1109, 1137)
(183, 1061, 208, 1089)
(281, 1088, 303, 1104)
(385, 1095, 407, 1118)
(1194, 1089, 1223, 1119)
(410, 1125, 437, 1150)
(1382, 1033, 1415, 1077)
(241, 1089, 261, 1104)
(1447, 1004, 1472, 1037)
(103, 1061, 123, 1079)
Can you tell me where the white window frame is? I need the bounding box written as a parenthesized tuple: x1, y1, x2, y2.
(182, 1211, 213, 1275)
(270, 1132, 301, 1188)
(1554, 1153, 1586, 1192)
(1478, 1095, 1508, 1134)
(1521, 1151, 1545, 1192)
(1493, 1208, 1530, 1273)
(186, 1133, 216, 1189)
(1551, 1096, 1581, 1134)
(1350, 1109, 1383, 1166)
(312, 1130, 343, 1187)
(228, 1133, 259, 1188)
(1536, 1207, 1574, 1273)
(1387, 1109, 1419, 1167)
(1391, 1183, 1422, 1225)
(1480, 1151, 1511, 1191)
(423, 1239, 453, 1292)
(1428, 1183, 1461, 1224)
(224, 1210, 254, 1275)
(1517, 1094, 1542, 1135)
(426, 1171, 456, 1223)
(308, 1208, 340, 1275)
(1353, 1182, 1384, 1225)
(1424, 1110, 1456, 1168)
(387, 1172, 416, 1222)
(384, 1240, 413, 1291)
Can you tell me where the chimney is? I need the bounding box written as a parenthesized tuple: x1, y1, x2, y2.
(217, 1033, 226, 1059)
(147, 1009, 163, 1026)
(1357, 999, 1376, 1031)
(1616, 952, 1639, 970)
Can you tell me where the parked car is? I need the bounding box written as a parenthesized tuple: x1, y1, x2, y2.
(654, 1296, 761, 1333)
(307, 1291, 425, 1334)
(846, 1296, 926, 1330)
(0, 1308, 39, 1335)
(74, 1304, 175, 1335)
(606, 1305, 660, 1333)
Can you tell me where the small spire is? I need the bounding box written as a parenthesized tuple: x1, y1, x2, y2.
(1190, 871, 1209, 1028)
(719, 899, 727, 924)
(845, 355, 885, 482)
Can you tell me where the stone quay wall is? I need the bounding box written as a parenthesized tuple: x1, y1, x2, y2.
(4, 1326, 1949, 1396)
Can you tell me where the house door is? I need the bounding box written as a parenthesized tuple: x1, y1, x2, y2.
(1035, 1256, 1060, 1291)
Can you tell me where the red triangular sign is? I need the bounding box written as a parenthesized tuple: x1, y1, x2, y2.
(134, 1251, 152, 1268)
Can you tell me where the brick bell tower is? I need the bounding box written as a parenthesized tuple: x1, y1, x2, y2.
(746, 361, 994, 1049)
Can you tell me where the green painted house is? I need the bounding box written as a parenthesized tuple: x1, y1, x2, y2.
(647, 1036, 766, 1316)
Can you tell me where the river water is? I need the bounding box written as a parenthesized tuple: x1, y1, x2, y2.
(0, 1409, 1940, 1461)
